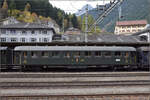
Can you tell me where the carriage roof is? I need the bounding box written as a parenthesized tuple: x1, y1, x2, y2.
(0, 47, 8, 50)
(138, 47, 150, 51)
(14, 46, 136, 52)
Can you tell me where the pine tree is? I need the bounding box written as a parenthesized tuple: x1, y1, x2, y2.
(2, 0, 8, 9)
(9, 0, 16, 10)
(24, 3, 31, 11)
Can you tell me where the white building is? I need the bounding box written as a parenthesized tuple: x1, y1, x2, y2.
(0, 17, 20, 25)
(0, 23, 55, 43)
(40, 19, 60, 33)
(115, 20, 148, 35)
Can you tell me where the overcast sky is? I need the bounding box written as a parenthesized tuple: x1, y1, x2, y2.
(49, 0, 110, 14)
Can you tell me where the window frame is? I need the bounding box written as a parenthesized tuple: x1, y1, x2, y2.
(85, 51, 92, 57)
(103, 51, 111, 57)
(41, 51, 49, 58)
(95, 51, 102, 57)
(31, 51, 38, 58)
(52, 51, 59, 57)
(0, 38, 6, 42)
(64, 52, 70, 58)
(115, 51, 122, 57)
(11, 38, 17, 42)
(30, 38, 36, 42)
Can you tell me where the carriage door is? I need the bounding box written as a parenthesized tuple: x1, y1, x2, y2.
(73, 51, 80, 65)
(14, 52, 21, 65)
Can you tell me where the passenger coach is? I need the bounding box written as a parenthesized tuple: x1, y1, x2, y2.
(14, 46, 137, 70)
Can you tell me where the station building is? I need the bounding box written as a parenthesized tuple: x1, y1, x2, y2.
(115, 20, 148, 35)
(0, 22, 55, 43)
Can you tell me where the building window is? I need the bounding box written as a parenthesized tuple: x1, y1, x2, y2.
(0, 38, 6, 42)
(21, 38, 26, 42)
(43, 30, 47, 34)
(31, 30, 35, 34)
(127, 26, 130, 28)
(122, 30, 125, 32)
(30, 38, 36, 42)
(43, 38, 49, 42)
(10, 30, 16, 34)
(1, 29, 6, 34)
(127, 30, 130, 32)
(22, 30, 27, 34)
(11, 38, 17, 42)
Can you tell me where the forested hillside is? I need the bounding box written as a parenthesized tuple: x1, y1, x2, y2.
(0, 0, 79, 31)
(86, 0, 150, 32)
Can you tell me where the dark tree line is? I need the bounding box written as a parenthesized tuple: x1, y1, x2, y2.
(0, 0, 80, 30)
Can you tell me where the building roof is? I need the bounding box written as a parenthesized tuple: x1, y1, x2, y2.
(59, 34, 142, 43)
(0, 22, 53, 29)
(116, 20, 148, 26)
(14, 46, 136, 51)
(132, 27, 150, 36)
(138, 46, 150, 51)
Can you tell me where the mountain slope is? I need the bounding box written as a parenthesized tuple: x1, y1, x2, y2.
(84, 0, 150, 32)
(76, 4, 93, 16)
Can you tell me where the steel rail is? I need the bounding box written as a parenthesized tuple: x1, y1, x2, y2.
(0, 72, 149, 78)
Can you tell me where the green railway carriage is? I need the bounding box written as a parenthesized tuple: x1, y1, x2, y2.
(0, 47, 13, 69)
(14, 46, 137, 70)
(0, 47, 8, 66)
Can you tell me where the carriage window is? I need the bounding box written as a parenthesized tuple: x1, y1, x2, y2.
(85, 51, 91, 57)
(124, 52, 129, 58)
(115, 52, 121, 57)
(74, 52, 80, 57)
(95, 51, 101, 57)
(52, 51, 59, 57)
(64, 52, 70, 58)
(23, 52, 27, 57)
(31, 52, 38, 58)
(42, 52, 49, 57)
(143, 51, 148, 56)
(104, 52, 111, 57)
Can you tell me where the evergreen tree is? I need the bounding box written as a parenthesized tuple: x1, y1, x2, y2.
(82, 14, 101, 34)
(24, 3, 31, 11)
(9, 0, 16, 10)
(71, 14, 78, 28)
(77, 16, 82, 29)
(2, 0, 8, 9)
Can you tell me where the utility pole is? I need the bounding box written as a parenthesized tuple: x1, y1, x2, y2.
(85, 4, 88, 43)
(118, 1, 122, 21)
(62, 15, 64, 33)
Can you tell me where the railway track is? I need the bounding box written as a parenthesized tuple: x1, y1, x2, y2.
(1, 72, 150, 88)
(1, 94, 150, 100)
(0, 72, 150, 78)
(1, 80, 150, 88)
(1, 72, 150, 99)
